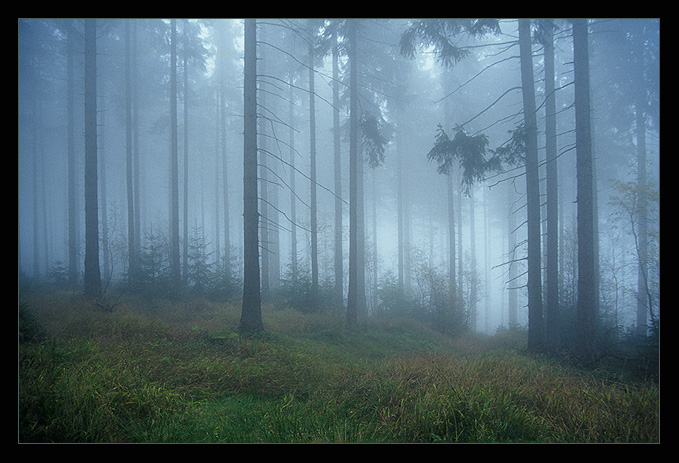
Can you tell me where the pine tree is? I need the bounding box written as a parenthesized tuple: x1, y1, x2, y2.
(240, 18, 264, 332)
(83, 18, 102, 299)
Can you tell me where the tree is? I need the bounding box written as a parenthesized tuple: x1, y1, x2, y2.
(331, 25, 344, 308)
(609, 178, 659, 336)
(83, 18, 102, 299)
(240, 18, 264, 332)
(400, 18, 501, 330)
(518, 19, 545, 352)
(539, 20, 561, 352)
(346, 18, 360, 328)
(65, 21, 79, 288)
(573, 18, 597, 361)
(125, 19, 137, 284)
(169, 19, 181, 288)
(307, 19, 320, 306)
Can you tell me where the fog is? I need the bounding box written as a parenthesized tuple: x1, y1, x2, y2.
(18, 19, 659, 348)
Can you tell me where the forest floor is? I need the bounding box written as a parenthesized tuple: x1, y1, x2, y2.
(19, 291, 659, 444)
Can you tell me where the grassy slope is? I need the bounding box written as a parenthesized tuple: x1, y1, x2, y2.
(19, 292, 659, 443)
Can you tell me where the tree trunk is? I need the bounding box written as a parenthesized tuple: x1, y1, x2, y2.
(347, 19, 359, 328)
(507, 181, 518, 328)
(125, 19, 136, 283)
(214, 90, 221, 269)
(469, 188, 477, 331)
(289, 79, 298, 289)
(573, 18, 597, 361)
(100, 95, 110, 283)
(544, 21, 560, 351)
(634, 25, 649, 336)
(332, 30, 344, 308)
(169, 19, 181, 287)
(443, 69, 456, 299)
(221, 86, 232, 277)
(67, 23, 79, 287)
(396, 119, 405, 291)
(518, 18, 545, 352)
(83, 18, 102, 299)
(183, 19, 190, 283)
(240, 18, 264, 332)
(259, 40, 269, 299)
(309, 37, 319, 306)
(132, 21, 141, 263)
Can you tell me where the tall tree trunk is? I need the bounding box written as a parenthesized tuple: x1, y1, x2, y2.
(396, 118, 405, 291)
(240, 18, 264, 332)
(289, 79, 298, 289)
(169, 19, 181, 287)
(32, 95, 40, 277)
(347, 19, 359, 328)
(132, 21, 141, 261)
(221, 87, 232, 277)
(83, 18, 102, 299)
(469, 188, 477, 331)
(259, 38, 269, 299)
(518, 18, 545, 352)
(634, 25, 649, 336)
(332, 29, 344, 308)
(308, 36, 319, 306)
(214, 90, 221, 268)
(443, 69, 456, 299)
(125, 19, 136, 283)
(544, 21, 560, 351)
(371, 169, 378, 315)
(507, 181, 518, 328)
(573, 18, 597, 361)
(67, 23, 78, 287)
(100, 95, 110, 283)
(357, 120, 366, 319)
(183, 19, 190, 283)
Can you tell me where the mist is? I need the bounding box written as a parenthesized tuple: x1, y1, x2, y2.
(18, 18, 659, 353)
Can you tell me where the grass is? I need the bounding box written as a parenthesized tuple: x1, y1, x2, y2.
(19, 291, 659, 443)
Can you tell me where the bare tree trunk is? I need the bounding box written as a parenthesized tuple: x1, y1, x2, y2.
(289, 80, 298, 289)
(83, 18, 102, 299)
(332, 30, 344, 308)
(573, 18, 597, 361)
(347, 19, 359, 328)
(518, 18, 544, 352)
(240, 18, 264, 332)
(169, 19, 181, 287)
(634, 24, 649, 336)
(183, 19, 190, 283)
(67, 23, 79, 287)
(544, 21, 560, 351)
(125, 20, 136, 283)
(309, 36, 319, 306)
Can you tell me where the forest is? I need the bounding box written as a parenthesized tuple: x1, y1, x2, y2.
(18, 18, 659, 443)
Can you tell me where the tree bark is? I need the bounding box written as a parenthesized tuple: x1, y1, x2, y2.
(573, 18, 597, 361)
(332, 29, 344, 308)
(183, 19, 190, 283)
(634, 24, 649, 336)
(240, 18, 264, 332)
(67, 23, 79, 287)
(309, 35, 319, 306)
(544, 21, 560, 351)
(347, 19, 359, 328)
(518, 19, 544, 352)
(169, 19, 181, 287)
(125, 19, 136, 283)
(83, 18, 102, 299)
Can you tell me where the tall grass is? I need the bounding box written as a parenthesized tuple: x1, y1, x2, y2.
(19, 291, 659, 443)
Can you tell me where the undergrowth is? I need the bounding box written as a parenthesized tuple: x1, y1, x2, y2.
(19, 291, 659, 443)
